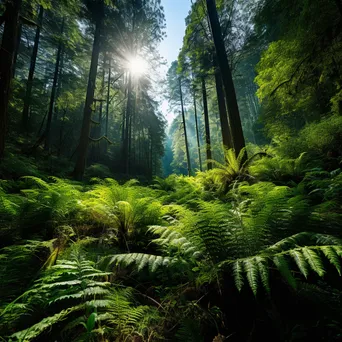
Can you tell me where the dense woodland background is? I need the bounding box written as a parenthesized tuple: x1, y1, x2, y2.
(0, 0, 342, 341)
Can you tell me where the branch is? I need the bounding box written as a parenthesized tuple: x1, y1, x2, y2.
(270, 54, 312, 97)
(91, 119, 100, 125)
(20, 15, 39, 27)
(89, 135, 114, 144)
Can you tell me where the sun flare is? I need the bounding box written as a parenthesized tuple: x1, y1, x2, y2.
(126, 56, 148, 77)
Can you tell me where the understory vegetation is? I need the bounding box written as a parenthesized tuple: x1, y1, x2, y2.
(1, 137, 342, 341)
(1, 0, 342, 340)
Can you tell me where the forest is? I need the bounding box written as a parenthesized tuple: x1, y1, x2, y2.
(0, 0, 342, 341)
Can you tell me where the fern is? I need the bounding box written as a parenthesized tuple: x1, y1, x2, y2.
(249, 152, 310, 183)
(2, 248, 112, 340)
(224, 242, 342, 294)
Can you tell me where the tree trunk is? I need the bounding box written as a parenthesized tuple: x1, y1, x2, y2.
(214, 58, 233, 151)
(44, 18, 64, 151)
(121, 78, 127, 145)
(73, 10, 103, 180)
(12, 22, 22, 78)
(201, 77, 212, 170)
(105, 59, 111, 137)
(22, 5, 44, 130)
(0, 0, 23, 159)
(179, 78, 191, 176)
(58, 107, 67, 157)
(193, 90, 202, 171)
(123, 73, 132, 174)
(206, 0, 246, 157)
(54, 43, 65, 122)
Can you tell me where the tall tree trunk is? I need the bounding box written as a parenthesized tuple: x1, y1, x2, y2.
(44, 18, 65, 151)
(121, 79, 127, 147)
(91, 63, 105, 162)
(73, 9, 103, 180)
(214, 58, 233, 151)
(149, 131, 153, 179)
(58, 107, 67, 156)
(193, 90, 202, 171)
(12, 22, 22, 77)
(201, 77, 212, 170)
(206, 0, 246, 157)
(179, 78, 191, 176)
(22, 5, 44, 130)
(105, 59, 111, 137)
(54, 43, 65, 122)
(0, 0, 23, 159)
(123, 73, 132, 174)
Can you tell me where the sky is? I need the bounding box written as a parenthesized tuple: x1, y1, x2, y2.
(159, 0, 192, 123)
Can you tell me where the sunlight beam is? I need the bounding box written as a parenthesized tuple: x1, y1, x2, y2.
(126, 56, 148, 77)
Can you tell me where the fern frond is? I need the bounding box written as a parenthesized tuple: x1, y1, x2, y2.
(244, 258, 259, 295)
(289, 249, 309, 278)
(232, 260, 244, 292)
(109, 253, 172, 272)
(321, 246, 341, 275)
(273, 254, 297, 289)
(10, 304, 84, 341)
(302, 247, 325, 277)
(256, 256, 270, 293)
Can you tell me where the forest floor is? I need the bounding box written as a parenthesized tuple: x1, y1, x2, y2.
(1, 144, 342, 341)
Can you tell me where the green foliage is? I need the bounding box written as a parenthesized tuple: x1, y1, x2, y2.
(105, 177, 342, 298)
(249, 152, 309, 183)
(0, 162, 342, 340)
(85, 163, 113, 179)
(1, 247, 159, 341)
(196, 148, 264, 193)
(0, 152, 42, 179)
(254, 0, 342, 144)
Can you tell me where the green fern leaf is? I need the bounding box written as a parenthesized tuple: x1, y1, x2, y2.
(273, 254, 296, 289)
(244, 258, 259, 295)
(289, 249, 309, 278)
(256, 256, 270, 293)
(138, 254, 151, 271)
(321, 246, 341, 275)
(302, 247, 325, 277)
(10, 304, 84, 340)
(232, 260, 244, 292)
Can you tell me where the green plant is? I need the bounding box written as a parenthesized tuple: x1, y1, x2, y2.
(85, 163, 113, 179)
(196, 148, 268, 194)
(106, 181, 342, 295)
(1, 246, 160, 341)
(249, 152, 310, 184)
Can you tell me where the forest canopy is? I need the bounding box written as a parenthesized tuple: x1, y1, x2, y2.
(0, 0, 342, 341)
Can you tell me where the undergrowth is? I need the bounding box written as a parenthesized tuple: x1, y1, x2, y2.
(1, 150, 342, 341)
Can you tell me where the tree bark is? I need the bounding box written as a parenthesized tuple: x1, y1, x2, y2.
(0, 0, 23, 159)
(58, 107, 67, 156)
(54, 43, 65, 122)
(44, 18, 64, 151)
(201, 77, 212, 170)
(12, 21, 22, 78)
(123, 73, 132, 174)
(179, 78, 191, 176)
(105, 59, 111, 137)
(206, 0, 246, 157)
(214, 57, 233, 151)
(193, 90, 202, 171)
(22, 5, 44, 130)
(73, 9, 103, 180)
